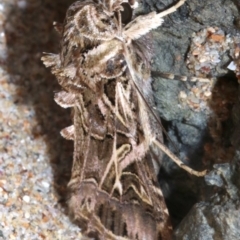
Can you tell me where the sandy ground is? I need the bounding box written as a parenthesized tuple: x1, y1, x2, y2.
(0, 1, 82, 239)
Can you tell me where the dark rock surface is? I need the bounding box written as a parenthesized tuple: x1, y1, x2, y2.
(172, 75, 240, 239)
(141, 0, 240, 238)
(174, 154, 240, 240)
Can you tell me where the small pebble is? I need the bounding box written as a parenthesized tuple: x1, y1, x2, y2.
(24, 212, 30, 219)
(22, 195, 30, 203)
(41, 181, 50, 189)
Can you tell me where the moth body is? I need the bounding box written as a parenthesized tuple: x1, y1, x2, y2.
(42, 0, 191, 239)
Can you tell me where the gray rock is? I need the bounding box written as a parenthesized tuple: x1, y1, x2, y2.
(142, 0, 240, 236)
(174, 154, 240, 240)
(148, 0, 239, 174)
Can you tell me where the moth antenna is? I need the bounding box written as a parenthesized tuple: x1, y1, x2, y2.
(157, 0, 187, 18)
(153, 139, 207, 177)
(123, 0, 187, 40)
(117, 10, 122, 36)
(130, 72, 207, 177)
(151, 71, 214, 83)
(123, 45, 207, 177)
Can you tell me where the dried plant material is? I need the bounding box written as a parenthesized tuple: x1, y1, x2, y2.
(41, 0, 206, 239)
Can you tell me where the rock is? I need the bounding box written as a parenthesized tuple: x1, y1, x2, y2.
(173, 79, 240, 239)
(174, 153, 240, 240)
(140, 0, 240, 234)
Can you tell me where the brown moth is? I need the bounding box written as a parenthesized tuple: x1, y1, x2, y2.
(42, 0, 206, 239)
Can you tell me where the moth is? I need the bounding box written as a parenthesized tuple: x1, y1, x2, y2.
(42, 0, 206, 239)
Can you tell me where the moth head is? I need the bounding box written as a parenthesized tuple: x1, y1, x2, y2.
(74, 3, 118, 41)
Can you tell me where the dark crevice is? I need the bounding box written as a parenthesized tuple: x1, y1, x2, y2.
(158, 72, 239, 229)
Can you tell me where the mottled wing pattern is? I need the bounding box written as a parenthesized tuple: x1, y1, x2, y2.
(42, 1, 172, 239)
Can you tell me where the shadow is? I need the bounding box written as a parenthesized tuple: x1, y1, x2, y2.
(4, 0, 76, 207)
(203, 73, 238, 166)
(159, 73, 239, 228)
